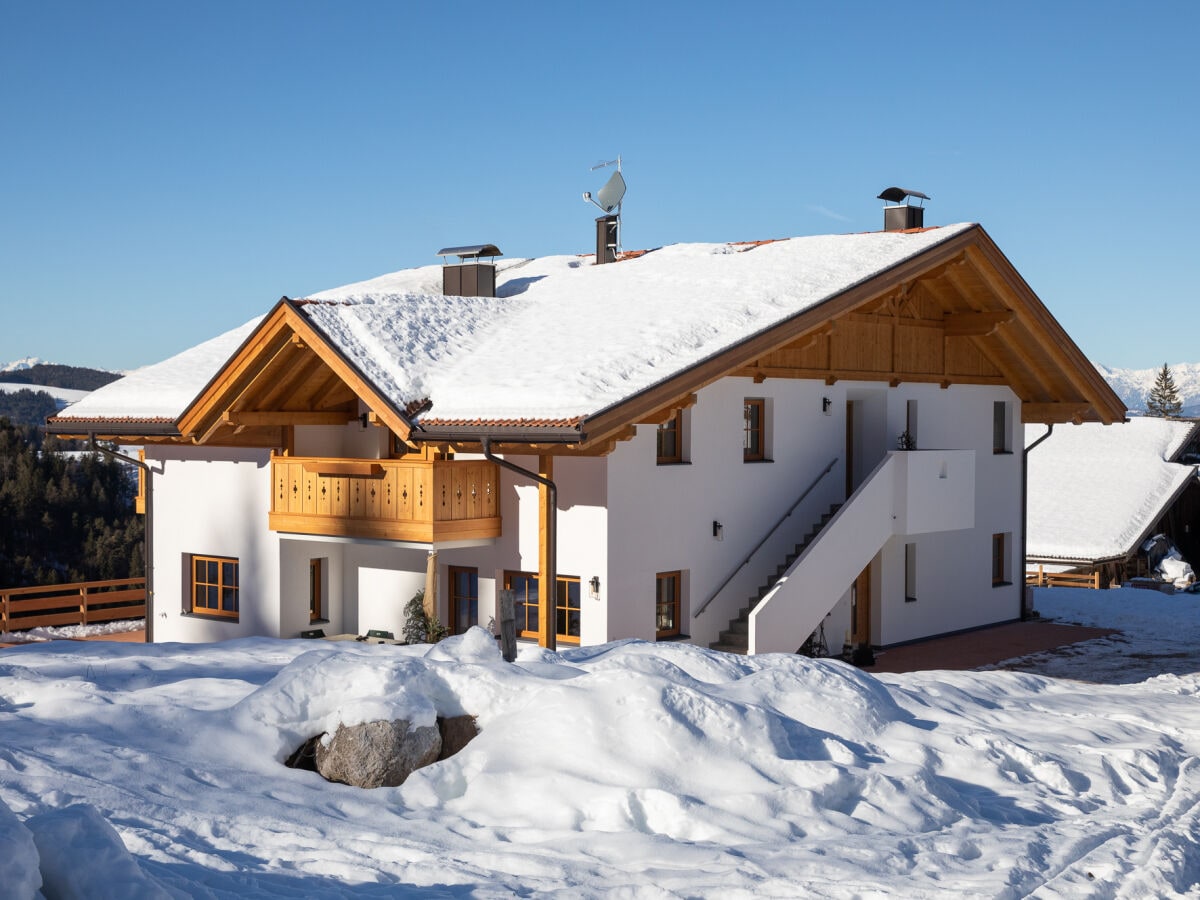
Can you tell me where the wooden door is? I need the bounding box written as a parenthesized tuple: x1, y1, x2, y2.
(850, 563, 871, 647)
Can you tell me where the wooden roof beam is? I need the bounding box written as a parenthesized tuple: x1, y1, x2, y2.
(1022, 402, 1093, 425)
(943, 310, 1015, 337)
(637, 394, 698, 425)
(226, 411, 358, 427)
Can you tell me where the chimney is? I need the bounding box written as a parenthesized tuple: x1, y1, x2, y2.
(595, 215, 618, 265)
(877, 187, 929, 231)
(437, 244, 502, 297)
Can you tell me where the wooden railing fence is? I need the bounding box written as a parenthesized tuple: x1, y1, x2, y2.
(0, 578, 146, 633)
(1025, 566, 1101, 589)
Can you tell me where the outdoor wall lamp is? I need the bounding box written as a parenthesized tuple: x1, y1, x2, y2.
(822, 397, 832, 415)
(589, 576, 601, 600)
(713, 520, 723, 541)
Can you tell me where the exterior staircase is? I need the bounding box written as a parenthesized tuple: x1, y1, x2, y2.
(709, 504, 841, 655)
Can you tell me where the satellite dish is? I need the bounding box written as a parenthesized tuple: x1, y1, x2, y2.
(583, 156, 626, 214)
(592, 170, 626, 214)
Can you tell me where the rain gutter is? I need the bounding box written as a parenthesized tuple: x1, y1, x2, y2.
(480, 437, 557, 652)
(1022, 423, 1053, 618)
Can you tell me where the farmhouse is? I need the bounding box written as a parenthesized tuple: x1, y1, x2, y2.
(50, 209, 1124, 655)
(1026, 417, 1200, 587)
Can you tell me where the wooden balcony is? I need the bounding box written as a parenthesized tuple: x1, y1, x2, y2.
(268, 454, 501, 544)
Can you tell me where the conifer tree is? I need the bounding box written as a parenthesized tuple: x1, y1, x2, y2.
(1146, 363, 1184, 418)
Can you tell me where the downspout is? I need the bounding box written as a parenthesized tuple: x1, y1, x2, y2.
(89, 435, 153, 643)
(481, 437, 557, 651)
(1022, 424, 1053, 620)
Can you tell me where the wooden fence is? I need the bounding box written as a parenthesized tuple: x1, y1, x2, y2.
(0, 578, 146, 633)
(1025, 566, 1101, 590)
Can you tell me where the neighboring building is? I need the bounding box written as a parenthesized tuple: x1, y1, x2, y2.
(1026, 417, 1200, 586)
(50, 216, 1124, 655)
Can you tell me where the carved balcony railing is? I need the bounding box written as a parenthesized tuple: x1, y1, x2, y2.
(268, 454, 501, 543)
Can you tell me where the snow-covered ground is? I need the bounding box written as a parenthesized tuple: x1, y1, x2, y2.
(1, 588, 1199, 898)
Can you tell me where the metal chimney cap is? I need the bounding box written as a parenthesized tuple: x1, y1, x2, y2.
(877, 187, 929, 205)
(436, 244, 503, 261)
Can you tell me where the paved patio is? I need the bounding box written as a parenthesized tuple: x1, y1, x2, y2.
(866, 620, 1119, 674)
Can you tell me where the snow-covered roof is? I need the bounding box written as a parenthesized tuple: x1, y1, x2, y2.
(1026, 417, 1200, 562)
(290, 224, 976, 425)
(54, 223, 1003, 432)
(53, 316, 264, 424)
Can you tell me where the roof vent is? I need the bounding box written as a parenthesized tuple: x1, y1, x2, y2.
(437, 244, 502, 297)
(877, 187, 929, 232)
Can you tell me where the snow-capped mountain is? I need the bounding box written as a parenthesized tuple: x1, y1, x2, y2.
(0, 356, 49, 372)
(1094, 362, 1200, 416)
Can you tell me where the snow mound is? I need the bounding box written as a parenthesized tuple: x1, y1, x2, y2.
(28, 803, 168, 899)
(0, 795, 40, 898)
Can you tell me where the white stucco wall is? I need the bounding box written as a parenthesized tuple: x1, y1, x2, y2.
(605, 378, 1023, 650)
(145, 380, 1022, 651)
(146, 446, 281, 642)
(607, 377, 850, 647)
(874, 384, 1023, 646)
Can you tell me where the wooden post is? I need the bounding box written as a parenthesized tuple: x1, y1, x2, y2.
(538, 454, 555, 650)
(80, 585, 89, 626)
(1, 589, 7, 632)
(498, 589, 517, 662)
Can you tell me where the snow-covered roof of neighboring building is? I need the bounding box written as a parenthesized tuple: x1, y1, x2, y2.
(54, 317, 264, 425)
(53, 225, 977, 429)
(1026, 417, 1200, 563)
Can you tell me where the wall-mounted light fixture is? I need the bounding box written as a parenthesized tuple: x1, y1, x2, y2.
(588, 575, 601, 600)
(359, 412, 370, 430)
(712, 520, 723, 541)
(822, 397, 832, 415)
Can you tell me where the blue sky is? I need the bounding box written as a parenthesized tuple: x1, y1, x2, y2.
(1, 1, 1196, 371)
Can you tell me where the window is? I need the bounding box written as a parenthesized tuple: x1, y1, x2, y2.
(191, 555, 239, 619)
(656, 411, 683, 464)
(744, 398, 766, 462)
(504, 571, 581, 643)
(449, 566, 479, 634)
(309, 558, 324, 622)
(993, 401, 1011, 454)
(992, 533, 1010, 586)
(905, 400, 919, 449)
(904, 543, 917, 602)
(656, 571, 682, 638)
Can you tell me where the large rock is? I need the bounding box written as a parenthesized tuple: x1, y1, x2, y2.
(314, 719, 441, 788)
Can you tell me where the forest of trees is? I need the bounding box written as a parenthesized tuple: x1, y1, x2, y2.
(0, 418, 144, 588)
(0, 388, 60, 427)
(1, 363, 120, 391)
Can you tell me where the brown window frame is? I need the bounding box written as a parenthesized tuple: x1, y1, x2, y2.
(504, 570, 581, 644)
(190, 554, 240, 619)
(655, 571, 682, 639)
(309, 558, 323, 623)
(993, 401, 1011, 454)
(656, 411, 683, 465)
(744, 398, 766, 462)
(449, 565, 479, 635)
(992, 533, 1009, 586)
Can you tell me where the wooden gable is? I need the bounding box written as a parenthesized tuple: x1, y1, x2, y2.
(177, 301, 414, 447)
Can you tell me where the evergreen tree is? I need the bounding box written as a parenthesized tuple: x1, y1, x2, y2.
(0, 418, 143, 587)
(1146, 363, 1184, 418)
